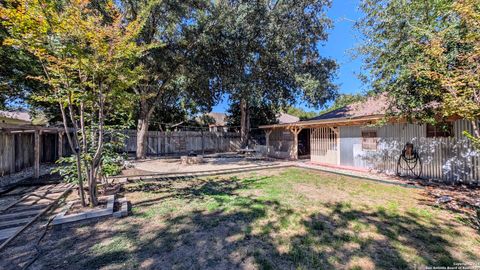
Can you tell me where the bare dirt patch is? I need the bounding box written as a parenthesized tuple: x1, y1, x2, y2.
(293, 182, 351, 203)
(66, 197, 109, 215)
(124, 156, 289, 175)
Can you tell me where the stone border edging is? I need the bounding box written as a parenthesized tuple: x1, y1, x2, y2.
(52, 195, 130, 226)
(52, 195, 115, 226)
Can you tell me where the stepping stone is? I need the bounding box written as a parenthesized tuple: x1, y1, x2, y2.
(0, 227, 21, 240)
(0, 218, 31, 229)
(0, 210, 42, 221)
(7, 204, 47, 213)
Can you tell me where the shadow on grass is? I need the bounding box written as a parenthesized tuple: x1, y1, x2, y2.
(35, 175, 472, 270)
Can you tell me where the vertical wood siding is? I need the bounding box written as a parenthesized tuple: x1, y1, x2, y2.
(334, 120, 479, 185)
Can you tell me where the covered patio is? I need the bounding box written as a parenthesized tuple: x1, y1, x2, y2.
(260, 114, 382, 162)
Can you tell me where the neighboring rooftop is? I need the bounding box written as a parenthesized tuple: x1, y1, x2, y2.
(277, 113, 300, 124)
(0, 110, 32, 125)
(201, 112, 300, 126)
(205, 112, 227, 126)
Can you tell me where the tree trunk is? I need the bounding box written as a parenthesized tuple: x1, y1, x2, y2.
(469, 119, 480, 149)
(136, 117, 149, 159)
(240, 98, 250, 148)
(88, 90, 106, 207)
(136, 96, 150, 159)
(73, 154, 86, 205)
(88, 164, 98, 206)
(470, 119, 480, 139)
(59, 103, 86, 206)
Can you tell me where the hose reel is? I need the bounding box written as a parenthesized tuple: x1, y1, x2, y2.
(396, 142, 422, 178)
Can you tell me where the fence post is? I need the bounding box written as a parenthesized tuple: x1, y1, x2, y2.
(57, 131, 64, 158)
(201, 129, 205, 155)
(34, 130, 40, 179)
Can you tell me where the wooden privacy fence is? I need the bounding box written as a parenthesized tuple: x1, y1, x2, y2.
(1, 128, 240, 179)
(121, 130, 241, 155)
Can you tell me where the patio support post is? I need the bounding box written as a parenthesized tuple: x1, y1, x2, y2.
(290, 126, 303, 160)
(34, 130, 40, 179)
(265, 129, 272, 155)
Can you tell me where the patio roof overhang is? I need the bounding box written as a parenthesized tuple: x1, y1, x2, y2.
(258, 114, 386, 130)
(0, 123, 68, 134)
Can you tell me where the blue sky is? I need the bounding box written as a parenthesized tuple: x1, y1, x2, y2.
(212, 0, 365, 113)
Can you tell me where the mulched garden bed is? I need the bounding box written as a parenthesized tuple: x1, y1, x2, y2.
(66, 197, 109, 215)
(422, 184, 480, 229)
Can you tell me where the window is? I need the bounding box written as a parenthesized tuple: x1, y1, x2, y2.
(362, 131, 378, 151)
(426, 123, 453, 138)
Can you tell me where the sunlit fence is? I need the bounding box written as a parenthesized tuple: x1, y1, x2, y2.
(121, 130, 241, 156)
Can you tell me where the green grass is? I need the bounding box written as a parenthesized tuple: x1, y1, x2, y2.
(51, 168, 480, 270)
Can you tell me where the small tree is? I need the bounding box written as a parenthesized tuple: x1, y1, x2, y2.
(2, 0, 144, 206)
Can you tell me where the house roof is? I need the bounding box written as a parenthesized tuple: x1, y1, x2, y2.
(260, 95, 390, 129)
(309, 94, 389, 121)
(203, 112, 300, 127)
(0, 110, 32, 124)
(277, 113, 300, 124)
(205, 112, 227, 126)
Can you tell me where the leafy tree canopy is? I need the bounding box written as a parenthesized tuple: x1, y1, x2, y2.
(319, 93, 365, 114)
(1, 0, 145, 205)
(284, 107, 318, 120)
(212, 0, 338, 144)
(227, 101, 279, 129)
(357, 0, 480, 146)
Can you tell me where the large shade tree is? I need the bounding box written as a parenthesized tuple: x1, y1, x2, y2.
(357, 0, 480, 147)
(0, 17, 47, 109)
(213, 0, 338, 146)
(121, 0, 224, 159)
(227, 101, 279, 130)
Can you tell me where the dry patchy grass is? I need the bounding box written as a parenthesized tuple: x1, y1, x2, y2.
(30, 168, 480, 270)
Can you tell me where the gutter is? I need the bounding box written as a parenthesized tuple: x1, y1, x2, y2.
(258, 114, 385, 129)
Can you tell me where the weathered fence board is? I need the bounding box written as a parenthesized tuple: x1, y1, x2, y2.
(0, 132, 67, 178)
(1, 133, 35, 177)
(1, 129, 241, 178)
(122, 130, 241, 155)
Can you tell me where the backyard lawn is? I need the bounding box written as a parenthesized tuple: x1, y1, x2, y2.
(36, 168, 479, 269)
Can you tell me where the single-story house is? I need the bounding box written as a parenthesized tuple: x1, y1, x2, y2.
(202, 112, 229, 132)
(259, 95, 479, 184)
(201, 112, 299, 132)
(277, 113, 300, 124)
